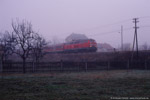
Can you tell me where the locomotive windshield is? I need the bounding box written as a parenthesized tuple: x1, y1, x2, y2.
(89, 39, 96, 42)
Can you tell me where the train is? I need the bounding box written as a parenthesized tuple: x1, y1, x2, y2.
(44, 39, 97, 53)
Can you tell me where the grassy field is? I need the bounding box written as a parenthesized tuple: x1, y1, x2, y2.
(0, 70, 150, 100)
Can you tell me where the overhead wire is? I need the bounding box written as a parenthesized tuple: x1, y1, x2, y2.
(65, 16, 150, 36)
(138, 16, 150, 19)
(88, 25, 150, 37)
(87, 16, 150, 37)
(74, 18, 132, 34)
(91, 18, 132, 29)
(88, 27, 133, 37)
(140, 25, 150, 28)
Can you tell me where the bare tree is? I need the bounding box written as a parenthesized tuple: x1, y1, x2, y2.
(0, 31, 15, 62)
(30, 34, 47, 72)
(31, 33, 47, 63)
(12, 20, 37, 73)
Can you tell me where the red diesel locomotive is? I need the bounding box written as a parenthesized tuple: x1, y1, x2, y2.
(44, 39, 97, 53)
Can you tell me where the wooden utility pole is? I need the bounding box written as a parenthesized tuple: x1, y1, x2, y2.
(121, 25, 123, 51)
(132, 18, 139, 59)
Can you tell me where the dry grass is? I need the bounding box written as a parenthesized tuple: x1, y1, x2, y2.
(0, 70, 150, 100)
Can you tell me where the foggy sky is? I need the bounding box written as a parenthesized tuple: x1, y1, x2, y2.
(0, 0, 150, 47)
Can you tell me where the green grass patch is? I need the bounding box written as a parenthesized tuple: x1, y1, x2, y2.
(0, 70, 150, 100)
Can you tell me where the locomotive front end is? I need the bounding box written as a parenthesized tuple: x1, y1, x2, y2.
(89, 39, 97, 52)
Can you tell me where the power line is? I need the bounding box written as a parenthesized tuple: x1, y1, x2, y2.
(88, 27, 133, 37)
(93, 16, 150, 30)
(95, 18, 132, 28)
(74, 18, 132, 34)
(138, 16, 150, 19)
(86, 17, 150, 34)
(140, 25, 150, 28)
(66, 16, 150, 36)
(88, 25, 150, 37)
(88, 29, 120, 36)
(86, 16, 150, 32)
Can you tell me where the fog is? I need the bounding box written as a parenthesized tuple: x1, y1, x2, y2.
(0, 0, 150, 47)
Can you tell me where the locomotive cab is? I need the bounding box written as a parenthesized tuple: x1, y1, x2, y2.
(88, 39, 97, 52)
